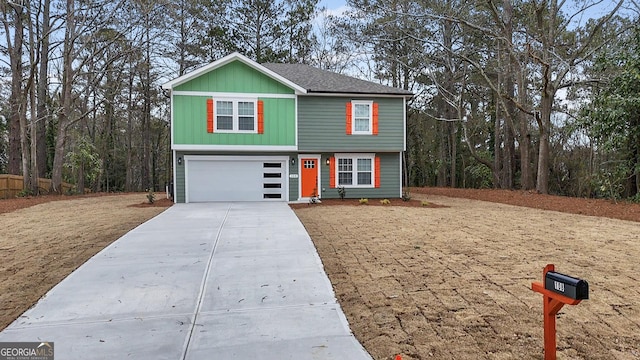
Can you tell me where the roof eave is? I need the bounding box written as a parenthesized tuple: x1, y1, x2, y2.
(304, 90, 413, 98)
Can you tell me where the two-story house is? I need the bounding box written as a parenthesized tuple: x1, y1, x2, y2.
(162, 53, 412, 203)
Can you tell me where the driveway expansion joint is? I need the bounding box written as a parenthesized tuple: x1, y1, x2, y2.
(180, 204, 231, 360)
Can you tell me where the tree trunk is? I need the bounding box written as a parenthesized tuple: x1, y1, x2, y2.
(636, 127, 640, 196)
(534, 0, 557, 195)
(36, 0, 51, 178)
(16, 8, 30, 191)
(536, 92, 553, 194)
(51, 124, 67, 193)
(3, 3, 24, 176)
(77, 161, 85, 194)
(518, 69, 533, 189)
(141, 19, 152, 191)
(52, 0, 75, 193)
(503, 87, 516, 188)
(28, 71, 38, 194)
(450, 122, 457, 187)
(437, 122, 447, 187)
(493, 90, 502, 188)
(25, 0, 40, 194)
(125, 62, 134, 191)
(19, 103, 30, 191)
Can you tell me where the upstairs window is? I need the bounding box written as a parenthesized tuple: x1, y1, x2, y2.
(353, 102, 372, 134)
(346, 101, 378, 135)
(216, 101, 234, 130)
(238, 101, 255, 130)
(215, 99, 257, 133)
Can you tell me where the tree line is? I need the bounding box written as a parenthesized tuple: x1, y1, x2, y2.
(1, 0, 639, 199)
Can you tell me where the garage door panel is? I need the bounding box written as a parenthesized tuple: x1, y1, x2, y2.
(186, 158, 286, 202)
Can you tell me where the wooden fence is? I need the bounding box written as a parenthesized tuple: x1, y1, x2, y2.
(0, 174, 77, 199)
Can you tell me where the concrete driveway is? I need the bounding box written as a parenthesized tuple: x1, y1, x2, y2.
(0, 202, 372, 359)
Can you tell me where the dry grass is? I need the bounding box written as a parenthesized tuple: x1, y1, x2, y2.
(294, 194, 640, 360)
(0, 194, 170, 330)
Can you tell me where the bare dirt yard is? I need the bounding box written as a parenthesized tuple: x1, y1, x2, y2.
(293, 189, 640, 359)
(0, 194, 170, 330)
(2, 189, 639, 359)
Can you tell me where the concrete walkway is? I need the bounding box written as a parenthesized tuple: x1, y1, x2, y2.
(0, 203, 372, 359)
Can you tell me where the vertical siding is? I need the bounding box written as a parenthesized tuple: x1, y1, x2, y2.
(174, 61, 294, 94)
(319, 152, 400, 199)
(298, 97, 405, 151)
(173, 96, 295, 146)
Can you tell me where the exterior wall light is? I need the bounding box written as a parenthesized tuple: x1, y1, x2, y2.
(291, 157, 295, 165)
(177, 157, 183, 165)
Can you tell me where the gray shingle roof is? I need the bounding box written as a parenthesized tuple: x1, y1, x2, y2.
(262, 63, 413, 96)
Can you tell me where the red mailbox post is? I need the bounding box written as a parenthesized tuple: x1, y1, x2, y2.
(531, 264, 588, 360)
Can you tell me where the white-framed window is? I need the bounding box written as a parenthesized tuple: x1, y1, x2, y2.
(215, 98, 257, 133)
(351, 100, 373, 135)
(336, 153, 374, 187)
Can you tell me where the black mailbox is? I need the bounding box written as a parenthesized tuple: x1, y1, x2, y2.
(545, 271, 589, 300)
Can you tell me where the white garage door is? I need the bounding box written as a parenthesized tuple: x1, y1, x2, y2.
(185, 156, 287, 202)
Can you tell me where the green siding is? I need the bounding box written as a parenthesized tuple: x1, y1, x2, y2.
(319, 152, 401, 199)
(175, 61, 294, 94)
(173, 96, 295, 146)
(298, 97, 404, 151)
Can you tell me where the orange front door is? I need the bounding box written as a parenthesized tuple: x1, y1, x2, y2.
(301, 158, 319, 197)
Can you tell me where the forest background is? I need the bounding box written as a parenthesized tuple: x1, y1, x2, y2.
(1, 0, 639, 199)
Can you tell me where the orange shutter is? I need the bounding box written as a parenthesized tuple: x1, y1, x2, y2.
(329, 156, 336, 188)
(257, 100, 264, 134)
(374, 156, 381, 188)
(346, 102, 352, 135)
(206, 99, 214, 133)
(372, 102, 379, 135)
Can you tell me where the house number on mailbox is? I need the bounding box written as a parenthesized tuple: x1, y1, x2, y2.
(553, 281, 564, 292)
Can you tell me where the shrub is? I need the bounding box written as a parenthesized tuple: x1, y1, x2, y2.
(337, 186, 346, 200)
(402, 189, 412, 201)
(359, 198, 368, 204)
(380, 199, 391, 205)
(421, 200, 430, 206)
(16, 189, 33, 197)
(309, 187, 319, 204)
(146, 189, 155, 204)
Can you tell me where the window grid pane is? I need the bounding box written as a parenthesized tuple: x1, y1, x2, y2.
(357, 159, 371, 171)
(338, 172, 352, 185)
(357, 172, 372, 185)
(217, 116, 233, 130)
(354, 104, 369, 117)
(354, 118, 369, 132)
(338, 158, 352, 172)
(217, 101, 233, 115)
(238, 116, 254, 130)
(238, 102, 254, 116)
